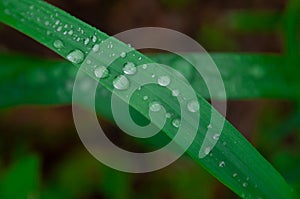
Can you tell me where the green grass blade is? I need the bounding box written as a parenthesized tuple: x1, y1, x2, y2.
(0, 0, 297, 198)
(0, 52, 299, 112)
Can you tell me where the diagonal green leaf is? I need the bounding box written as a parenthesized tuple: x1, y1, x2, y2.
(0, 0, 297, 198)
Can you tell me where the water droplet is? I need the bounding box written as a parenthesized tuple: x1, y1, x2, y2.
(233, 173, 238, 178)
(57, 26, 63, 32)
(204, 147, 211, 155)
(84, 38, 90, 45)
(142, 64, 147, 69)
(172, 89, 180, 97)
(166, 113, 172, 118)
(158, 75, 171, 87)
(94, 66, 109, 79)
(92, 44, 100, 52)
(92, 35, 97, 43)
(45, 21, 50, 26)
(113, 75, 129, 90)
(53, 40, 64, 49)
(86, 60, 92, 65)
(207, 124, 212, 129)
(149, 102, 162, 112)
(143, 96, 148, 101)
(120, 52, 126, 58)
(172, 118, 181, 128)
(187, 100, 199, 112)
(29, 5, 34, 10)
(213, 134, 220, 140)
(67, 49, 85, 64)
(242, 182, 248, 187)
(123, 62, 137, 75)
(151, 74, 155, 78)
(219, 161, 225, 167)
(68, 30, 74, 35)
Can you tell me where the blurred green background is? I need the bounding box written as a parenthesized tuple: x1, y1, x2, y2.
(0, 0, 300, 198)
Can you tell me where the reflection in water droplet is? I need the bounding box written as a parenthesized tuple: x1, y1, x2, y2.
(187, 100, 199, 112)
(123, 62, 137, 75)
(172, 118, 181, 128)
(219, 161, 225, 167)
(94, 66, 109, 79)
(67, 49, 85, 64)
(113, 75, 129, 90)
(149, 102, 162, 112)
(158, 75, 171, 87)
(53, 40, 64, 49)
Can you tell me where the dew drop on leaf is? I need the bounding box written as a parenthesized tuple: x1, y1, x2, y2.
(94, 66, 109, 79)
(123, 62, 137, 75)
(158, 75, 171, 87)
(187, 100, 199, 112)
(172, 118, 181, 128)
(67, 49, 85, 64)
(219, 161, 225, 167)
(113, 75, 129, 90)
(53, 40, 64, 49)
(149, 101, 162, 112)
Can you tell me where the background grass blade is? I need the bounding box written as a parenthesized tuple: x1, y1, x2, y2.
(0, 0, 298, 198)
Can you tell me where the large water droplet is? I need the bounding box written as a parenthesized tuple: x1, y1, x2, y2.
(158, 75, 171, 87)
(172, 118, 181, 128)
(53, 40, 64, 49)
(123, 62, 137, 75)
(94, 66, 109, 79)
(113, 75, 129, 90)
(67, 49, 85, 64)
(187, 100, 199, 112)
(219, 161, 225, 167)
(149, 101, 162, 112)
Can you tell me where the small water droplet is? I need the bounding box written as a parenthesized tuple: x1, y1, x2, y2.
(45, 21, 50, 26)
(86, 60, 92, 64)
(172, 118, 181, 128)
(172, 89, 180, 97)
(233, 173, 238, 178)
(138, 57, 142, 61)
(158, 75, 171, 87)
(94, 66, 109, 79)
(55, 20, 60, 25)
(92, 35, 97, 43)
(29, 5, 34, 10)
(67, 49, 85, 64)
(204, 147, 211, 155)
(120, 52, 126, 58)
(142, 64, 147, 69)
(143, 96, 148, 101)
(187, 100, 199, 112)
(166, 113, 172, 118)
(207, 124, 212, 129)
(219, 161, 225, 167)
(84, 38, 90, 45)
(68, 30, 74, 35)
(151, 74, 155, 78)
(242, 182, 248, 187)
(53, 40, 64, 49)
(57, 26, 63, 32)
(213, 134, 220, 140)
(92, 44, 100, 52)
(113, 75, 129, 90)
(123, 62, 137, 75)
(149, 101, 162, 112)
